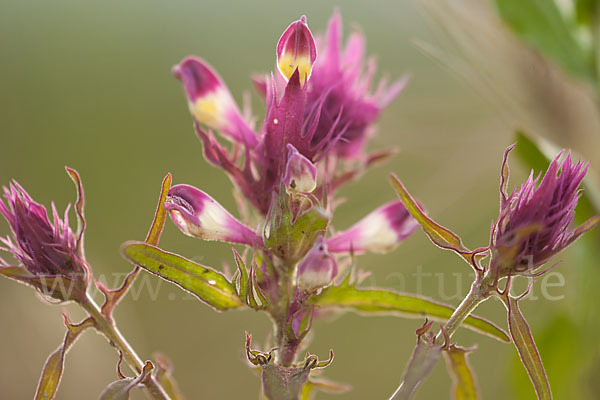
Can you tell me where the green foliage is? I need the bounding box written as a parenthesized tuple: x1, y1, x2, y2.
(35, 317, 94, 400)
(390, 174, 486, 269)
(389, 336, 442, 400)
(505, 296, 552, 400)
(309, 281, 510, 342)
(494, 0, 593, 80)
(121, 242, 243, 311)
(264, 191, 329, 265)
(443, 345, 479, 400)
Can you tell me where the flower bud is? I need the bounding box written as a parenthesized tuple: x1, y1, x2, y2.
(491, 148, 599, 277)
(282, 144, 317, 194)
(165, 184, 262, 247)
(326, 200, 418, 254)
(277, 16, 317, 85)
(296, 237, 337, 292)
(0, 179, 89, 302)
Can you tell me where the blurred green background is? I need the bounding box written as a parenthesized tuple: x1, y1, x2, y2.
(1, 0, 599, 399)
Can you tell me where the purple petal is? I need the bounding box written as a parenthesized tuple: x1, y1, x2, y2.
(173, 57, 257, 146)
(165, 184, 262, 247)
(277, 16, 317, 85)
(327, 201, 418, 254)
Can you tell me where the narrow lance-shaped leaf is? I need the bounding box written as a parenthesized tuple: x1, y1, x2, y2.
(309, 284, 509, 342)
(390, 174, 485, 269)
(232, 248, 249, 301)
(100, 173, 173, 317)
(505, 295, 552, 400)
(146, 173, 173, 246)
(390, 335, 442, 400)
(35, 316, 94, 400)
(300, 378, 351, 400)
(443, 345, 479, 400)
(121, 242, 243, 311)
(154, 353, 185, 400)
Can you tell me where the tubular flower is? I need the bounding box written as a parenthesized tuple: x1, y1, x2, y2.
(165, 184, 263, 247)
(277, 16, 317, 86)
(326, 200, 418, 254)
(491, 146, 600, 277)
(0, 179, 90, 302)
(173, 12, 405, 215)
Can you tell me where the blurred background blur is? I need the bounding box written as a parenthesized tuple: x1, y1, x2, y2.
(1, 0, 599, 398)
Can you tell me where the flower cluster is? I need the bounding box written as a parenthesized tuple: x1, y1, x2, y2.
(170, 12, 416, 291)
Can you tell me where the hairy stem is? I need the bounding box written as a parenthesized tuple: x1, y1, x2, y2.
(81, 295, 171, 400)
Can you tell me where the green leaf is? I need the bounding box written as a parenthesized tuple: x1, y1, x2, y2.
(309, 284, 510, 342)
(390, 174, 485, 269)
(505, 296, 552, 400)
(514, 131, 600, 224)
(65, 166, 86, 246)
(574, 0, 596, 26)
(443, 345, 479, 400)
(494, 0, 593, 79)
(232, 249, 249, 301)
(145, 173, 172, 246)
(264, 191, 330, 264)
(99, 361, 153, 400)
(154, 353, 185, 400)
(121, 242, 244, 311)
(99, 173, 173, 316)
(301, 378, 351, 400)
(35, 317, 94, 400)
(390, 339, 442, 400)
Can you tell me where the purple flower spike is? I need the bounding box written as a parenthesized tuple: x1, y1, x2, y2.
(173, 57, 257, 146)
(165, 184, 263, 247)
(282, 144, 317, 193)
(297, 236, 337, 292)
(173, 13, 407, 216)
(492, 148, 600, 277)
(306, 10, 408, 159)
(0, 179, 89, 302)
(327, 200, 418, 254)
(277, 15, 317, 86)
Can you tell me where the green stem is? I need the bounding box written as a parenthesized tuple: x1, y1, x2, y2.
(81, 295, 171, 400)
(435, 273, 493, 343)
(271, 264, 300, 367)
(389, 273, 493, 400)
